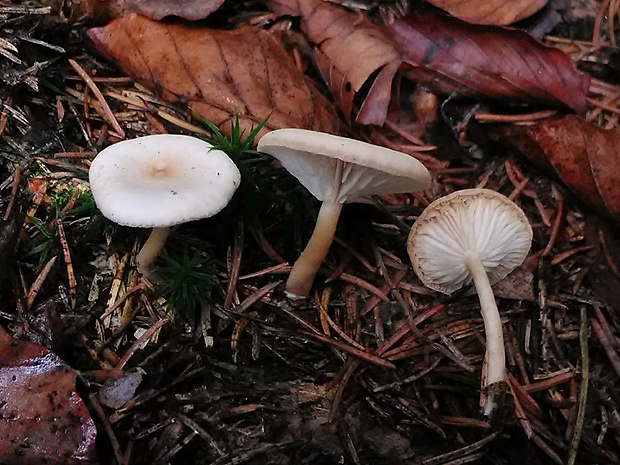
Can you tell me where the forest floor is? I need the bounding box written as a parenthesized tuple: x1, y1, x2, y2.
(2, 1, 620, 464)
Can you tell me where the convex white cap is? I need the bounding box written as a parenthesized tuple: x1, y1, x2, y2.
(408, 188, 533, 294)
(257, 129, 431, 203)
(89, 134, 241, 227)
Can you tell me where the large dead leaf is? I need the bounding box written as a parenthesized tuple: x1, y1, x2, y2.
(63, 0, 224, 23)
(268, 0, 401, 125)
(267, 2, 588, 126)
(426, 0, 548, 25)
(87, 14, 339, 137)
(0, 326, 97, 464)
(390, 13, 589, 114)
(496, 115, 620, 223)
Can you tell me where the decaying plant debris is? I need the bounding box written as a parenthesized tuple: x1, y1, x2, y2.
(2, 1, 620, 464)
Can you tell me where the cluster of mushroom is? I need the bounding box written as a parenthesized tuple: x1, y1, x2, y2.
(89, 128, 532, 416)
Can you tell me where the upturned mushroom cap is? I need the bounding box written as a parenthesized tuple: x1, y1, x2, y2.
(89, 134, 241, 227)
(257, 129, 431, 202)
(408, 189, 533, 294)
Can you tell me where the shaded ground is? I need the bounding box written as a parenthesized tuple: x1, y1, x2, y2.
(2, 1, 620, 464)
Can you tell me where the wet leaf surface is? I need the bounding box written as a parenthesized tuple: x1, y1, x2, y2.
(390, 13, 590, 113)
(267, 2, 588, 125)
(87, 14, 340, 138)
(496, 114, 620, 224)
(0, 326, 96, 465)
(426, 0, 548, 25)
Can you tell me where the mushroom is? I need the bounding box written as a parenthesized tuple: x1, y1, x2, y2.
(257, 128, 431, 298)
(407, 188, 532, 415)
(89, 134, 241, 278)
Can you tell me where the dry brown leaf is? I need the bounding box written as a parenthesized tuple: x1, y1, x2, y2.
(268, 0, 402, 125)
(63, 0, 224, 23)
(267, 1, 588, 127)
(0, 326, 97, 464)
(496, 115, 620, 224)
(426, 0, 548, 25)
(87, 14, 340, 137)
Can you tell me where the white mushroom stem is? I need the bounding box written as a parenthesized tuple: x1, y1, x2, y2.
(136, 227, 171, 278)
(286, 201, 343, 298)
(464, 252, 505, 413)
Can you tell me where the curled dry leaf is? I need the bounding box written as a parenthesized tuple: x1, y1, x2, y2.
(63, 0, 224, 24)
(390, 13, 589, 114)
(87, 14, 339, 137)
(496, 115, 620, 224)
(267, 1, 588, 126)
(0, 326, 97, 465)
(426, 0, 548, 25)
(267, 0, 402, 125)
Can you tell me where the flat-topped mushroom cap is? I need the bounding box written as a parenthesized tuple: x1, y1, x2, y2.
(89, 134, 240, 228)
(408, 189, 533, 294)
(257, 129, 431, 202)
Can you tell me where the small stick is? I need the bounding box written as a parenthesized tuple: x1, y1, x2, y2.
(25, 256, 57, 309)
(475, 109, 556, 123)
(329, 359, 360, 421)
(567, 307, 590, 465)
(593, 0, 613, 42)
(233, 280, 280, 315)
(422, 432, 499, 465)
(523, 370, 574, 393)
(598, 227, 620, 279)
(322, 304, 366, 351)
(308, 332, 396, 369)
(101, 282, 147, 320)
(550, 245, 596, 265)
(374, 357, 442, 392)
(315, 288, 331, 336)
(89, 393, 126, 465)
(238, 263, 290, 280)
(56, 217, 77, 309)
(507, 376, 534, 438)
(3, 165, 20, 221)
(224, 219, 244, 309)
(543, 185, 563, 257)
(592, 318, 620, 378)
(0, 97, 10, 137)
(531, 433, 563, 465)
(68, 59, 125, 138)
(338, 272, 390, 301)
(116, 318, 168, 370)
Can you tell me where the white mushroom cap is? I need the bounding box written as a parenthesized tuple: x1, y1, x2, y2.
(408, 189, 533, 294)
(257, 129, 431, 202)
(89, 134, 241, 227)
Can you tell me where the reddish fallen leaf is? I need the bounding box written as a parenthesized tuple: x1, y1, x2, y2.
(0, 326, 96, 465)
(63, 0, 224, 23)
(426, 0, 548, 25)
(267, 1, 588, 126)
(267, 0, 403, 125)
(496, 115, 620, 224)
(87, 14, 339, 137)
(390, 13, 589, 114)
